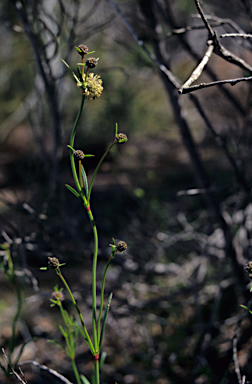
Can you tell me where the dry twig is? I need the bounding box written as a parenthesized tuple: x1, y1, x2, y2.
(19, 360, 73, 384)
(2, 348, 27, 384)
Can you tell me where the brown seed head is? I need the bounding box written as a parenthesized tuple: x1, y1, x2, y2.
(116, 133, 128, 143)
(78, 45, 89, 56)
(116, 241, 127, 253)
(48, 257, 60, 269)
(74, 150, 85, 160)
(86, 57, 98, 69)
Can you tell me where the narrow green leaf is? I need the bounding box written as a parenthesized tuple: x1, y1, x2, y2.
(71, 323, 95, 354)
(81, 165, 89, 198)
(100, 351, 107, 370)
(99, 292, 113, 350)
(77, 66, 83, 81)
(81, 375, 91, 384)
(240, 304, 252, 315)
(115, 123, 118, 137)
(48, 339, 66, 351)
(67, 145, 75, 152)
(65, 184, 80, 198)
(77, 63, 86, 66)
(59, 324, 67, 338)
(14, 338, 35, 366)
(61, 59, 80, 83)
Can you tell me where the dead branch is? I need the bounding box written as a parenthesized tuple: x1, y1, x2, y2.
(2, 348, 27, 384)
(178, 75, 252, 94)
(178, 44, 214, 93)
(220, 33, 252, 39)
(19, 360, 73, 384)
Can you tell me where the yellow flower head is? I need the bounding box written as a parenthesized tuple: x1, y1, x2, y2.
(78, 73, 103, 100)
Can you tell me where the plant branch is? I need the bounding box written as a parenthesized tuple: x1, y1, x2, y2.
(179, 75, 252, 94)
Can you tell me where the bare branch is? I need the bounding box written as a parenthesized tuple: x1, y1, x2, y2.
(233, 325, 242, 384)
(178, 44, 214, 93)
(2, 349, 27, 384)
(193, 14, 246, 34)
(194, 0, 214, 37)
(213, 33, 252, 73)
(19, 360, 73, 384)
(220, 33, 252, 39)
(179, 75, 252, 94)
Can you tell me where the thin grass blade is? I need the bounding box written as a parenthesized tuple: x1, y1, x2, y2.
(65, 184, 80, 198)
(99, 292, 113, 350)
(81, 165, 89, 197)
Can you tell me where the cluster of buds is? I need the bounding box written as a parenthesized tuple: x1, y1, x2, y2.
(116, 133, 128, 144)
(77, 44, 89, 56)
(73, 150, 85, 160)
(116, 241, 127, 253)
(110, 240, 127, 257)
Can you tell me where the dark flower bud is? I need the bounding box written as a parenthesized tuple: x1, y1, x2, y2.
(116, 241, 127, 253)
(74, 150, 85, 160)
(116, 133, 128, 144)
(78, 45, 89, 56)
(48, 257, 60, 269)
(86, 57, 98, 69)
(244, 261, 252, 279)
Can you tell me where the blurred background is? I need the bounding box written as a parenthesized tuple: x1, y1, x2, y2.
(1, 0, 252, 383)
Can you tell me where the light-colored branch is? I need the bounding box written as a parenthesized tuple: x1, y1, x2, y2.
(2, 348, 27, 384)
(179, 75, 252, 94)
(19, 360, 73, 384)
(178, 44, 214, 93)
(220, 33, 252, 38)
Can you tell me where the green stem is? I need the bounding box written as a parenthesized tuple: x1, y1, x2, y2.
(99, 292, 113, 350)
(57, 271, 95, 355)
(85, 209, 99, 353)
(94, 359, 100, 384)
(71, 358, 82, 384)
(87, 141, 116, 202)
(97, 257, 112, 341)
(70, 94, 85, 196)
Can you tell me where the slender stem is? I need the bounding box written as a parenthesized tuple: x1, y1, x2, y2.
(85, 209, 99, 352)
(70, 94, 85, 195)
(94, 359, 100, 384)
(79, 160, 84, 189)
(71, 358, 82, 384)
(57, 271, 95, 355)
(99, 292, 113, 350)
(97, 257, 113, 341)
(87, 141, 116, 202)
